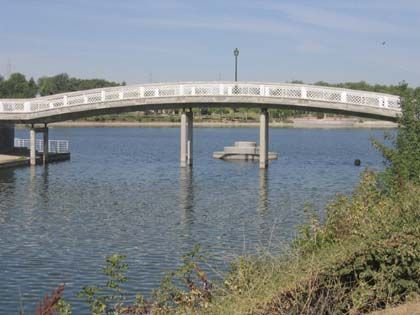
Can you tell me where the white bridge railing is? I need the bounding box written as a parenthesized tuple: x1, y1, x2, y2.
(0, 82, 401, 114)
(14, 138, 69, 153)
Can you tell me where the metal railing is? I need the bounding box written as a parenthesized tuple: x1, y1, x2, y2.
(0, 82, 401, 114)
(14, 138, 69, 153)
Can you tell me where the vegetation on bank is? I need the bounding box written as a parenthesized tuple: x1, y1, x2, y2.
(28, 84, 419, 315)
(0, 73, 122, 98)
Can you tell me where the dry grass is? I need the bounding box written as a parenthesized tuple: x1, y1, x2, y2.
(369, 301, 420, 315)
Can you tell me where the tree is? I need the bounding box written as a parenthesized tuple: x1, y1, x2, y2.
(38, 73, 122, 96)
(0, 73, 38, 98)
(27, 78, 38, 97)
(373, 83, 420, 189)
(0, 74, 4, 97)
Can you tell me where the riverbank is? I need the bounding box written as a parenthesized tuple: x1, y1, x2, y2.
(201, 175, 420, 315)
(46, 118, 397, 129)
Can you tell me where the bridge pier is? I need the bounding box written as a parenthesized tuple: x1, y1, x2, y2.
(259, 109, 269, 169)
(29, 124, 49, 166)
(0, 124, 15, 154)
(180, 109, 193, 167)
(30, 127, 36, 166)
(43, 126, 49, 165)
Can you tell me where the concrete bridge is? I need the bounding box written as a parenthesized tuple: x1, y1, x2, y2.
(0, 81, 401, 168)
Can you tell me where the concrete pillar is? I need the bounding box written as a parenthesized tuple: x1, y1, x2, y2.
(187, 110, 193, 166)
(180, 111, 187, 167)
(0, 124, 15, 153)
(180, 109, 193, 167)
(43, 127, 49, 165)
(259, 109, 269, 169)
(30, 127, 36, 166)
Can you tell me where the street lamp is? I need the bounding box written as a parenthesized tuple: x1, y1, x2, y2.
(234, 48, 239, 82)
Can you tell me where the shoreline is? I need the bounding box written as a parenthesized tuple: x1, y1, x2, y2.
(44, 118, 397, 129)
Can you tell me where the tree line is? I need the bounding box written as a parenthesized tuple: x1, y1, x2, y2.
(0, 72, 416, 99)
(0, 73, 123, 98)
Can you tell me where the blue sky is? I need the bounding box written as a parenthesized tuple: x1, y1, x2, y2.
(1, 0, 420, 85)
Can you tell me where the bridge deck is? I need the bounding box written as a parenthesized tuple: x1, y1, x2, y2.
(0, 82, 401, 123)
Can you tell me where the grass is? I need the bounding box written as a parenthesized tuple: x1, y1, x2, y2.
(199, 172, 420, 315)
(370, 299, 420, 315)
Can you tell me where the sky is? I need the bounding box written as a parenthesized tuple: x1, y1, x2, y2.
(1, 0, 420, 86)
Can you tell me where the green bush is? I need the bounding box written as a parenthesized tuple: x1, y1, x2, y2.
(372, 87, 420, 191)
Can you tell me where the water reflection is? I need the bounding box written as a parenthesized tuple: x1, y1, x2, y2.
(258, 169, 268, 215)
(179, 167, 194, 224)
(0, 168, 15, 224)
(40, 166, 50, 204)
(28, 166, 37, 208)
(0, 168, 15, 190)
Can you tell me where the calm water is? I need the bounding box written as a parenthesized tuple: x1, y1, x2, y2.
(0, 127, 390, 313)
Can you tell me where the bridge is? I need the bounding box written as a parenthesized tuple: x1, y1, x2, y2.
(0, 81, 401, 168)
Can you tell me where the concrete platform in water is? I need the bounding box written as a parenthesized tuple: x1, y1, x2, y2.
(213, 141, 278, 161)
(0, 150, 70, 169)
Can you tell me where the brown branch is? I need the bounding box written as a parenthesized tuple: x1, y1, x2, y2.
(35, 284, 65, 315)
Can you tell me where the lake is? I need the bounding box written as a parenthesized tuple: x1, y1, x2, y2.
(0, 127, 391, 313)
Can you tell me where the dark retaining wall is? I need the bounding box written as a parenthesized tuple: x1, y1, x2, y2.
(0, 124, 15, 153)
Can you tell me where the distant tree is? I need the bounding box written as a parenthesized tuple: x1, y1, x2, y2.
(0, 73, 38, 98)
(27, 78, 38, 97)
(311, 80, 413, 96)
(38, 73, 122, 96)
(0, 75, 4, 97)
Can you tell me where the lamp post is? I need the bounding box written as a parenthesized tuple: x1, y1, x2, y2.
(234, 48, 239, 82)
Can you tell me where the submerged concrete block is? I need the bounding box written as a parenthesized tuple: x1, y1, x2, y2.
(235, 141, 257, 148)
(213, 140, 277, 161)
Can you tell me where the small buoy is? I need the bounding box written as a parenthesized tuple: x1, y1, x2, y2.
(354, 159, 361, 166)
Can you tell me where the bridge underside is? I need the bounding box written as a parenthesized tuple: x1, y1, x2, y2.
(0, 96, 400, 124)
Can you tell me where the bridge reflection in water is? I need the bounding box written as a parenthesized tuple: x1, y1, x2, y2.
(258, 169, 269, 215)
(179, 166, 270, 224)
(179, 167, 194, 225)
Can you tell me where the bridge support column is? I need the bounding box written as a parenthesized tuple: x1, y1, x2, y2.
(180, 109, 193, 167)
(187, 110, 193, 166)
(0, 123, 15, 153)
(29, 124, 49, 166)
(259, 109, 269, 169)
(30, 127, 36, 166)
(42, 125, 49, 165)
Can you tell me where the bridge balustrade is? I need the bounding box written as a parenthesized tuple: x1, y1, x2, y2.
(0, 82, 401, 114)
